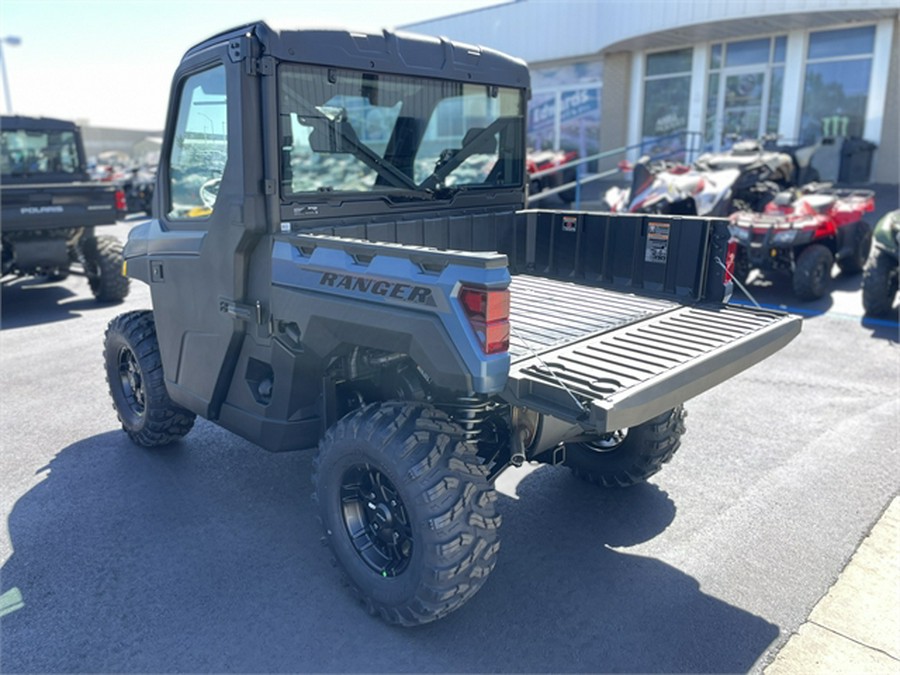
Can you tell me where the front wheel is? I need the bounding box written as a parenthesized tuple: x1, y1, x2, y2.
(792, 244, 834, 301)
(563, 406, 686, 488)
(837, 224, 872, 275)
(313, 402, 501, 626)
(81, 234, 130, 302)
(104, 310, 196, 447)
(862, 248, 899, 316)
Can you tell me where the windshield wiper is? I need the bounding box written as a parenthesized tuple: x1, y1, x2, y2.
(324, 117, 419, 192)
(419, 117, 514, 191)
(284, 92, 419, 192)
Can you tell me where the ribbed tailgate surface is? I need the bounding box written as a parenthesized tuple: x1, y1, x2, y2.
(506, 276, 801, 432)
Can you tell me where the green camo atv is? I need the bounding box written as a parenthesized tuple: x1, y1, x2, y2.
(862, 209, 900, 316)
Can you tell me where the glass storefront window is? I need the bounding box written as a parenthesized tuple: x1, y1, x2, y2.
(773, 36, 786, 63)
(808, 26, 875, 60)
(710, 44, 722, 70)
(725, 38, 770, 67)
(705, 36, 786, 150)
(800, 60, 873, 142)
(529, 61, 602, 158)
(560, 87, 600, 157)
(646, 48, 692, 76)
(528, 92, 556, 151)
(705, 73, 719, 145)
(643, 77, 690, 137)
(767, 67, 784, 135)
(800, 25, 876, 143)
(642, 48, 693, 157)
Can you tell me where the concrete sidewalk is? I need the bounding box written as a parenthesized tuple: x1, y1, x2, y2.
(764, 497, 900, 674)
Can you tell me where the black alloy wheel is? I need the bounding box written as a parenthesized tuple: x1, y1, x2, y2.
(104, 310, 196, 447)
(314, 402, 501, 626)
(340, 464, 414, 577)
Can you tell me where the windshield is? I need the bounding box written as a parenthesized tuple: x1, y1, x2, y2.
(278, 64, 525, 197)
(1, 128, 82, 178)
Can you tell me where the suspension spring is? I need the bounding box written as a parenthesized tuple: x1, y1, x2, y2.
(438, 396, 509, 471)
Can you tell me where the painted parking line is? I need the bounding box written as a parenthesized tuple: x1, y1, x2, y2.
(0, 587, 25, 618)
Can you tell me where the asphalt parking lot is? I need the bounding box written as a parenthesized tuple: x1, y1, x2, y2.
(1, 214, 898, 673)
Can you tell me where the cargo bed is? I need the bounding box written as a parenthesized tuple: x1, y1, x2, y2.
(309, 209, 801, 434)
(505, 274, 800, 432)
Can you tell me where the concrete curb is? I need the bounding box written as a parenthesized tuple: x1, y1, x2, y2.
(765, 496, 900, 674)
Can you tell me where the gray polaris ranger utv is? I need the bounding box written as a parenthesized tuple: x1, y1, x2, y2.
(103, 22, 801, 625)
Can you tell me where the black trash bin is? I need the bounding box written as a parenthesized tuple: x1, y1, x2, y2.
(839, 138, 877, 183)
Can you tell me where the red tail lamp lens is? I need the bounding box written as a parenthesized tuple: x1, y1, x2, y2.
(115, 189, 128, 212)
(459, 286, 510, 354)
(724, 238, 737, 283)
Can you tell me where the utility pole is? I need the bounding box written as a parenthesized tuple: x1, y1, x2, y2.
(0, 36, 22, 115)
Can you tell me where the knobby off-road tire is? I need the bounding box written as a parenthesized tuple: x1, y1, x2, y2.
(837, 224, 872, 275)
(792, 243, 833, 301)
(862, 248, 899, 316)
(564, 406, 686, 488)
(104, 310, 196, 447)
(313, 402, 501, 626)
(82, 234, 130, 302)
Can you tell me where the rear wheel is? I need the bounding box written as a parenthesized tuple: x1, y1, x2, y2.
(862, 248, 899, 316)
(563, 406, 686, 488)
(792, 244, 833, 301)
(313, 402, 500, 626)
(81, 234, 130, 302)
(104, 310, 196, 447)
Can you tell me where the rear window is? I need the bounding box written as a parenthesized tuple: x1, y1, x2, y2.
(1, 128, 81, 178)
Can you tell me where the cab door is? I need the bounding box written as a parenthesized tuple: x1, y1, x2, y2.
(144, 47, 266, 419)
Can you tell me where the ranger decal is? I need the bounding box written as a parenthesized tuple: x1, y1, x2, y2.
(319, 272, 436, 307)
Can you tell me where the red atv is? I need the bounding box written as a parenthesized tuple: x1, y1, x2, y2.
(527, 149, 578, 204)
(729, 185, 875, 301)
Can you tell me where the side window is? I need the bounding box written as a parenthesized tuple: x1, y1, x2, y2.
(167, 65, 228, 220)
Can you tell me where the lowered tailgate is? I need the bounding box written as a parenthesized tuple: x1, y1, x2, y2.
(504, 275, 800, 433)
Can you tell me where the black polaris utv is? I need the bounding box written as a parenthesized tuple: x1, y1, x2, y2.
(1, 115, 129, 302)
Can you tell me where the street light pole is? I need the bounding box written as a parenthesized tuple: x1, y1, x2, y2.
(0, 36, 22, 115)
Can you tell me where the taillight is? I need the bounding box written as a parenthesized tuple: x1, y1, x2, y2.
(724, 238, 737, 283)
(459, 286, 510, 355)
(115, 189, 127, 212)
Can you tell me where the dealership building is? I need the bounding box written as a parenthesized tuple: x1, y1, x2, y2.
(404, 0, 899, 184)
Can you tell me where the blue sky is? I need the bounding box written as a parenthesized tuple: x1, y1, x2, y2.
(0, 0, 507, 130)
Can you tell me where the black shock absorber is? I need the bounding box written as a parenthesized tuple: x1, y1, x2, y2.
(438, 396, 510, 476)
